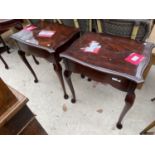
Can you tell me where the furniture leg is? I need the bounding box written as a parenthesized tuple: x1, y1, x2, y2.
(32, 56, 39, 65)
(81, 74, 91, 81)
(87, 77, 92, 81)
(116, 82, 137, 129)
(0, 36, 10, 53)
(18, 50, 38, 83)
(81, 74, 92, 81)
(6, 46, 10, 54)
(53, 64, 68, 99)
(81, 74, 85, 79)
(64, 70, 76, 103)
(0, 55, 9, 69)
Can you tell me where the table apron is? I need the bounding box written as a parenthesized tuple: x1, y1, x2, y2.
(63, 59, 136, 92)
(16, 40, 56, 63)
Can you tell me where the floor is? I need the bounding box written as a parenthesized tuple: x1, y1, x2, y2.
(0, 49, 155, 135)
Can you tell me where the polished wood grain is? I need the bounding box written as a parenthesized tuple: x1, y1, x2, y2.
(11, 21, 80, 98)
(11, 21, 80, 52)
(61, 32, 155, 129)
(61, 32, 154, 83)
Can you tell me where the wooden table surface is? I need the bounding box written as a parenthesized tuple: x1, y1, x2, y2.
(11, 21, 80, 52)
(61, 32, 154, 83)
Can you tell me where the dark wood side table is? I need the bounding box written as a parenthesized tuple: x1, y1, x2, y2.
(11, 21, 80, 99)
(60, 32, 155, 129)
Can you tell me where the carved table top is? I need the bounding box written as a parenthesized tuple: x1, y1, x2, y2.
(61, 32, 154, 83)
(11, 21, 80, 53)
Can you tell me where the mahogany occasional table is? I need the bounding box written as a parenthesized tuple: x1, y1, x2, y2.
(11, 21, 80, 99)
(60, 32, 155, 129)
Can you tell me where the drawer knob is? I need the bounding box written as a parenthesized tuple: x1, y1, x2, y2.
(112, 77, 121, 83)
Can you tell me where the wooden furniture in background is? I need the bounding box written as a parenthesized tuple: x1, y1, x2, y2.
(147, 23, 155, 65)
(147, 24, 155, 101)
(0, 19, 23, 69)
(0, 35, 10, 69)
(0, 78, 25, 127)
(95, 19, 152, 42)
(0, 78, 47, 135)
(0, 19, 39, 69)
(61, 32, 155, 129)
(11, 21, 80, 99)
